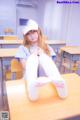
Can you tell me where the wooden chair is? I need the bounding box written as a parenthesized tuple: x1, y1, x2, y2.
(11, 58, 23, 80)
(4, 28, 14, 34)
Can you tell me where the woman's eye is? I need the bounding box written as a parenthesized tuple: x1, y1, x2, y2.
(27, 30, 37, 35)
(31, 30, 35, 33)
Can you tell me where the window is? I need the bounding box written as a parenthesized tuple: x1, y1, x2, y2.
(19, 18, 28, 25)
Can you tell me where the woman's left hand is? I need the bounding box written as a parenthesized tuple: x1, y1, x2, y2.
(37, 47, 44, 56)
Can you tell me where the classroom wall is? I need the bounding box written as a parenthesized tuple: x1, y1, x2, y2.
(16, 6, 37, 39)
(38, 0, 65, 40)
(38, 1, 80, 46)
(0, 0, 80, 45)
(37, 0, 46, 31)
(65, 4, 80, 46)
(0, 0, 16, 35)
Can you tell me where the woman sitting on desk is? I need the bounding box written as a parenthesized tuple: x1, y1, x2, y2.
(15, 19, 68, 101)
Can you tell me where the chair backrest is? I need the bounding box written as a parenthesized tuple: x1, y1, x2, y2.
(4, 28, 14, 34)
(11, 58, 23, 79)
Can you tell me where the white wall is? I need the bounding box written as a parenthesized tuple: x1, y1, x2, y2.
(66, 4, 80, 46)
(38, 0, 65, 40)
(38, 1, 80, 46)
(16, 6, 37, 39)
(0, 0, 16, 35)
(0, 0, 80, 46)
(37, 0, 46, 31)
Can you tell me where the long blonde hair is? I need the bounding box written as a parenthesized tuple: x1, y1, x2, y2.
(23, 28, 50, 56)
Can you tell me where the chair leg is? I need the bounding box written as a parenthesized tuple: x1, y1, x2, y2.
(11, 72, 16, 80)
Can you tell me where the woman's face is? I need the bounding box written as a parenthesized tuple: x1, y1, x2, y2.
(27, 30, 38, 43)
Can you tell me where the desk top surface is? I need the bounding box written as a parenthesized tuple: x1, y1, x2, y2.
(0, 48, 18, 57)
(0, 40, 22, 44)
(0, 40, 66, 45)
(46, 40, 66, 45)
(61, 46, 80, 54)
(6, 73, 80, 120)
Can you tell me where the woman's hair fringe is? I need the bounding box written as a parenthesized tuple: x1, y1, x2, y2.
(23, 27, 50, 56)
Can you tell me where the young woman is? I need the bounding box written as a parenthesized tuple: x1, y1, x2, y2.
(15, 19, 68, 101)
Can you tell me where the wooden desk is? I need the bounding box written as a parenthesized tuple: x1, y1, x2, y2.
(0, 48, 18, 111)
(60, 46, 80, 72)
(6, 73, 80, 120)
(0, 40, 66, 51)
(0, 48, 18, 79)
(0, 48, 18, 81)
(0, 48, 18, 58)
(60, 46, 80, 55)
(0, 40, 22, 48)
(46, 40, 65, 45)
(46, 40, 66, 53)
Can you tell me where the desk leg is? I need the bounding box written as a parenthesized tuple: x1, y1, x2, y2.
(0, 58, 10, 111)
(0, 58, 4, 108)
(59, 51, 64, 73)
(11, 72, 16, 80)
(77, 63, 80, 75)
(69, 59, 72, 73)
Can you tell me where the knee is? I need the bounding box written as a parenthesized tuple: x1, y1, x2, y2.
(27, 82, 39, 101)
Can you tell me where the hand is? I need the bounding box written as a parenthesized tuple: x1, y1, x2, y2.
(37, 47, 44, 56)
(31, 47, 44, 56)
